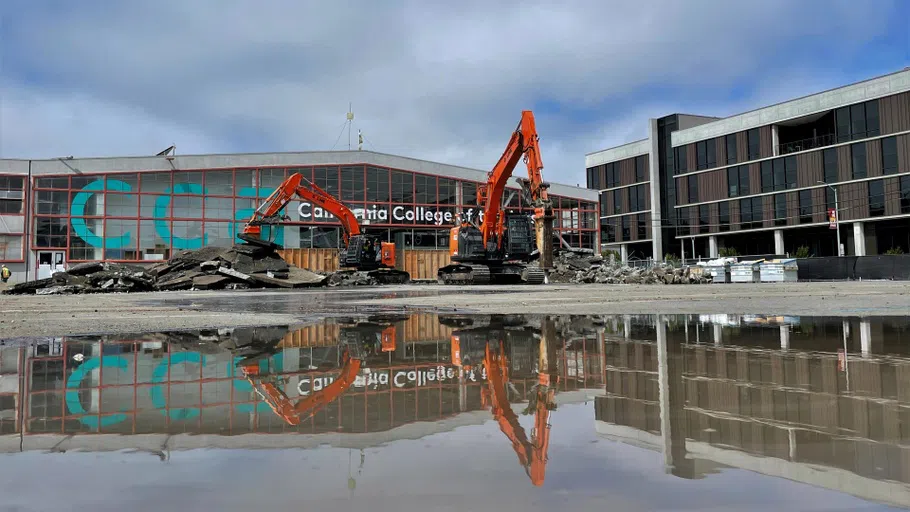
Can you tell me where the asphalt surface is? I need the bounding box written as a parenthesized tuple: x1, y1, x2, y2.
(2, 281, 909, 338)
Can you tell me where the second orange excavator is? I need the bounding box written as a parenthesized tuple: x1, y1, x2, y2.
(437, 110, 554, 285)
(240, 172, 410, 284)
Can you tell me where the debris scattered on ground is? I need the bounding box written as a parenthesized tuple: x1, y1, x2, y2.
(3, 244, 329, 295)
(542, 249, 712, 285)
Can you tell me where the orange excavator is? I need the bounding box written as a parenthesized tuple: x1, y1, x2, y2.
(239, 172, 410, 284)
(437, 110, 554, 285)
(238, 320, 397, 426)
(443, 314, 558, 486)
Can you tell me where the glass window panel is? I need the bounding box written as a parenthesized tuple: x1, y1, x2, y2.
(748, 129, 760, 160)
(140, 172, 172, 194)
(204, 196, 234, 220)
(37, 191, 69, 215)
(234, 169, 256, 190)
(850, 103, 866, 139)
(718, 202, 730, 232)
(706, 138, 716, 168)
(900, 176, 910, 214)
(799, 190, 813, 224)
(173, 172, 203, 191)
(613, 190, 621, 214)
(139, 219, 169, 260)
(103, 219, 138, 260)
(104, 192, 137, 217)
(865, 100, 880, 137)
(785, 156, 797, 189)
(71, 175, 103, 190)
(727, 168, 739, 197)
(35, 217, 68, 248)
(852, 143, 867, 179)
(260, 168, 290, 191)
(35, 177, 69, 189)
(774, 194, 787, 226)
(204, 222, 234, 248)
(391, 171, 413, 203)
(204, 170, 234, 196)
(823, 149, 838, 183)
(726, 135, 737, 165)
(836, 107, 851, 143)
(171, 221, 205, 244)
(172, 195, 203, 219)
(68, 218, 102, 261)
(869, 180, 885, 217)
(311, 227, 340, 248)
(140, 194, 167, 219)
(773, 158, 786, 191)
(341, 166, 365, 202)
(738, 166, 750, 196)
(0, 199, 22, 214)
(761, 161, 773, 193)
(106, 173, 139, 190)
(366, 167, 390, 202)
(0, 234, 22, 260)
(882, 137, 898, 175)
(438, 178, 456, 205)
(415, 175, 437, 204)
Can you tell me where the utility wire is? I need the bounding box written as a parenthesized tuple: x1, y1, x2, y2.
(330, 120, 350, 151)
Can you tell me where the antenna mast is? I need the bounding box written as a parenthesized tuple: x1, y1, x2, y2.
(346, 103, 354, 151)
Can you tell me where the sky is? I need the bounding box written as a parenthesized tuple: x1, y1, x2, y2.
(1, 0, 908, 189)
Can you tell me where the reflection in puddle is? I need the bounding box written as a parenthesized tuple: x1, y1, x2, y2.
(1, 313, 908, 508)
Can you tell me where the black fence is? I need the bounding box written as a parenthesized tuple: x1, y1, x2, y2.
(797, 255, 910, 281)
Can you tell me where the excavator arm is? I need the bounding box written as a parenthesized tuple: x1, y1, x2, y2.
(241, 172, 361, 246)
(242, 348, 363, 426)
(484, 341, 553, 486)
(478, 111, 552, 253)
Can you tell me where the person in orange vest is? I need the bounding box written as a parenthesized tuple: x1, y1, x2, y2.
(0, 264, 10, 283)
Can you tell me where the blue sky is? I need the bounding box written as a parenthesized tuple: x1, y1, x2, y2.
(1, 0, 908, 188)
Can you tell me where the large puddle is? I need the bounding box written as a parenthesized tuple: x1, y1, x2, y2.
(0, 314, 908, 510)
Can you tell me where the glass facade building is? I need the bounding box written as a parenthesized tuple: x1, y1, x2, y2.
(0, 151, 599, 279)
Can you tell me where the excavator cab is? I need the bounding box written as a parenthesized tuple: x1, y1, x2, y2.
(340, 234, 396, 271)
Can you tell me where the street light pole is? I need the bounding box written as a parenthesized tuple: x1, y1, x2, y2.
(818, 181, 842, 256)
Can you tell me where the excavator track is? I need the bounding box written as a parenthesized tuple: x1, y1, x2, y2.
(437, 264, 491, 285)
(522, 267, 547, 285)
(367, 269, 411, 285)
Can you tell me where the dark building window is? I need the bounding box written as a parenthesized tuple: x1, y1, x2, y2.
(676, 208, 689, 236)
(341, 166, 365, 202)
(851, 142, 867, 179)
(415, 174, 436, 204)
(747, 129, 760, 160)
(901, 176, 910, 214)
(586, 166, 601, 189)
(823, 148, 838, 184)
(688, 176, 698, 203)
(761, 161, 773, 193)
(637, 185, 646, 211)
(826, 187, 837, 211)
(740, 197, 763, 229)
(599, 191, 608, 217)
(785, 156, 797, 189)
(718, 202, 730, 232)
(635, 156, 646, 182)
(869, 179, 885, 217)
(391, 171, 413, 203)
(675, 146, 688, 174)
(602, 218, 615, 243)
(366, 167, 390, 202)
(882, 136, 898, 175)
(726, 135, 737, 165)
(637, 213, 647, 239)
(613, 189, 622, 214)
(462, 182, 477, 206)
(438, 178, 456, 205)
(696, 139, 717, 170)
(314, 167, 339, 197)
(799, 190, 813, 224)
(621, 216, 630, 241)
(728, 165, 751, 197)
(836, 99, 880, 142)
(606, 163, 619, 188)
(774, 194, 787, 226)
(698, 204, 709, 234)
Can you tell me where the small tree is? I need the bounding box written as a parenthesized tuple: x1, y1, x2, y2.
(664, 253, 680, 265)
(885, 246, 905, 255)
(794, 245, 811, 258)
(602, 249, 620, 261)
(718, 247, 739, 257)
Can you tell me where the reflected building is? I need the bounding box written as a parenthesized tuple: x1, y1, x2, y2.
(0, 313, 605, 453)
(594, 314, 910, 508)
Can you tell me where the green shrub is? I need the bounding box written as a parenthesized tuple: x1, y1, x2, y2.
(602, 250, 620, 261)
(794, 245, 810, 258)
(885, 246, 905, 255)
(718, 247, 739, 257)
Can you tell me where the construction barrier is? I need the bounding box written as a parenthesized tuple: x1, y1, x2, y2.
(277, 248, 451, 280)
(796, 255, 910, 281)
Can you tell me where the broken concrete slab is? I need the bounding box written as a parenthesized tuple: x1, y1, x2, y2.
(192, 275, 231, 290)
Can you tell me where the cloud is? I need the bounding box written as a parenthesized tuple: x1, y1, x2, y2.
(0, 0, 904, 186)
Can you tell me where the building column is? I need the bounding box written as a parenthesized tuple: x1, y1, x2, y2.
(648, 119, 663, 261)
(860, 319, 872, 357)
(620, 244, 629, 264)
(853, 222, 866, 256)
(774, 229, 785, 255)
(771, 125, 780, 156)
(708, 236, 718, 258)
(780, 325, 790, 350)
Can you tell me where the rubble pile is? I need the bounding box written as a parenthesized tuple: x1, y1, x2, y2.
(3, 243, 328, 295)
(544, 249, 711, 285)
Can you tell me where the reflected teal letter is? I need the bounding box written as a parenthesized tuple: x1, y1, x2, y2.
(230, 187, 284, 246)
(65, 356, 130, 429)
(154, 183, 209, 249)
(149, 352, 206, 420)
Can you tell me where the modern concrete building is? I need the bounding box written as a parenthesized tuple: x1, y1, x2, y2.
(0, 150, 599, 283)
(587, 68, 910, 261)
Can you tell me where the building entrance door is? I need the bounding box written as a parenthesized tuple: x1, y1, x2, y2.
(36, 251, 66, 280)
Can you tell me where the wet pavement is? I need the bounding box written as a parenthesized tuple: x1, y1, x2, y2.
(0, 313, 908, 510)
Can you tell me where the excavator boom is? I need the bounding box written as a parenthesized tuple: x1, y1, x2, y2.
(241, 172, 361, 246)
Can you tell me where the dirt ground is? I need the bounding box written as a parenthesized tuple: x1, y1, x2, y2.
(1, 281, 909, 339)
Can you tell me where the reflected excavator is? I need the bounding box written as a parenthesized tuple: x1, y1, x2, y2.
(443, 314, 559, 486)
(239, 172, 410, 284)
(437, 110, 554, 285)
(238, 320, 398, 426)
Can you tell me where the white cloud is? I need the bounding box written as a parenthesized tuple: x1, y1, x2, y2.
(0, 0, 900, 186)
